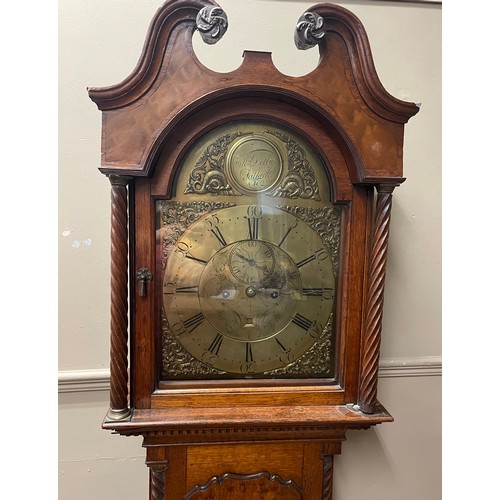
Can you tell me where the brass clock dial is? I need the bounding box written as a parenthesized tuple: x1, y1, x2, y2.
(159, 119, 341, 378)
(162, 204, 335, 374)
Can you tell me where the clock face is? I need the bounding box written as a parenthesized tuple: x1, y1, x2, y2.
(157, 120, 342, 379)
(162, 205, 335, 374)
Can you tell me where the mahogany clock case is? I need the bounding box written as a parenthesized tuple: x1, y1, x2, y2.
(87, 1, 419, 498)
(87, 0, 419, 442)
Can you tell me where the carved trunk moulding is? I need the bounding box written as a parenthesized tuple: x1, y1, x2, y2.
(184, 472, 303, 499)
(88, 1, 419, 498)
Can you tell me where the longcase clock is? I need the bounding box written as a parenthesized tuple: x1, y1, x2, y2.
(88, 1, 419, 498)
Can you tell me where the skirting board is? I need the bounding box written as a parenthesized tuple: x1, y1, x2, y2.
(58, 356, 442, 393)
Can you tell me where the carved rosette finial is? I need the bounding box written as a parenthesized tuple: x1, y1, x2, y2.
(196, 6, 228, 45)
(295, 11, 325, 50)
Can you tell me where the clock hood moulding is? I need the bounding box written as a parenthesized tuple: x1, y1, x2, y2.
(88, 0, 419, 185)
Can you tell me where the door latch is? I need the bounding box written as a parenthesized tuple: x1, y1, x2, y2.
(136, 268, 152, 297)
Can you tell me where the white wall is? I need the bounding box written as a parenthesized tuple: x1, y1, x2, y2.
(58, 1, 442, 499)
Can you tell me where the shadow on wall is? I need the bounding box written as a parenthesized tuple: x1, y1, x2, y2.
(335, 428, 397, 494)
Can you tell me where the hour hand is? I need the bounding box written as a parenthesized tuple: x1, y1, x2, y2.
(235, 253, 252, 263)
(236, 254, 269, 272)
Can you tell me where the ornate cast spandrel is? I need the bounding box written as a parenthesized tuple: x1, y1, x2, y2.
(276, 204, 342, 276)
(265, 313, 334, 377)
(162, 309, 224, 377)
(183, 132, 249, 195)
(158, 200, 236, 269)
(266, 130, 321, 201)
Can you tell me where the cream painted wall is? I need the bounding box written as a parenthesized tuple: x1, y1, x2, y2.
(59, 1, 442, 499)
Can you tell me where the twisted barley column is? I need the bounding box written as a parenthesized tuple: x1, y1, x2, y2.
(358, 185, 395, 414)
(321, 455, 334, 500)
(149, 463, 167, 500)
(107, 175, 131, 421)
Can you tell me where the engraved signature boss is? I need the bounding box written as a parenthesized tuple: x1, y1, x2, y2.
(228, 136, 283, 193)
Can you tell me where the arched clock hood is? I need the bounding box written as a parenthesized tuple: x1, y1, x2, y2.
(88, 1, 418, 184)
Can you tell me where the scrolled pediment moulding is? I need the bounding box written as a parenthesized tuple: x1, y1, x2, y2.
(88, 0, 418, 183)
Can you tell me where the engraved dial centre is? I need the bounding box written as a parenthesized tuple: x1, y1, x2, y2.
(199, 241, 301, 342)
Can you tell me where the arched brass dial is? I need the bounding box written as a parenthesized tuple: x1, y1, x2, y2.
(163, 205, 335, 374)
